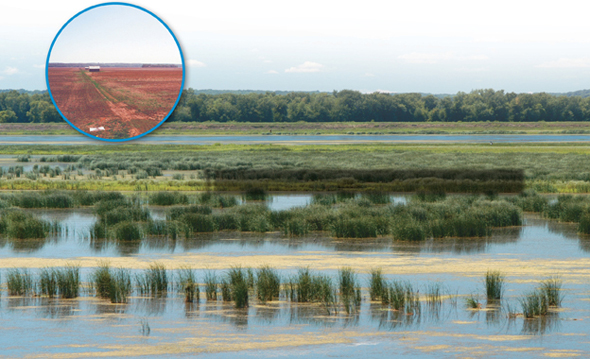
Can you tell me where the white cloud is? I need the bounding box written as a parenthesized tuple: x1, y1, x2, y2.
(33, 64, 45, 69)
(285, 61, 324, 73)
(266, 70, 279, 74)
(2, 67, 19, 75)
(188, 59, 206, 67)
(398, 52, 488, 64)
(536, 58, 590, 68)
(365, 72, 375, 77)
(0, 76, 4, 81)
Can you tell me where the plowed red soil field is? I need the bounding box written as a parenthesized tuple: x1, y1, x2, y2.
(47, 67, 183, 139)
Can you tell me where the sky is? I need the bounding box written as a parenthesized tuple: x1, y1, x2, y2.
(1, 0, 590, 93)
(49, 5, 182, 64)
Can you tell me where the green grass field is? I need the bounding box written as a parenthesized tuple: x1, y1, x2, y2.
(1, 142, 590, 192)
(2, 121, 590, 136)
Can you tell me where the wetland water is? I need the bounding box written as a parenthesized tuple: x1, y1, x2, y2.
(4, 133, 590, 144)
(1, 198, 590, 357)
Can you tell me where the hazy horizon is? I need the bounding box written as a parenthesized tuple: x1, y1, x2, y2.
(2, 1, 590, 93)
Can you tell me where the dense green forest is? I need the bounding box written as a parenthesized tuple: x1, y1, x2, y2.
(3, 88, 590, 123)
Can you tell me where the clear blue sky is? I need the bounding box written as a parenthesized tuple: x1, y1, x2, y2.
(1, 1, 590, 93)
(49, 5, 181, 64)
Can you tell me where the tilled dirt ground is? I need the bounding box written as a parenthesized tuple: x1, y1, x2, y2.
(48, 67, 182, 139)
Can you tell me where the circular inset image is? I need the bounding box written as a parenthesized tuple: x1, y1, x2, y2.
(46, 3, 184, 141)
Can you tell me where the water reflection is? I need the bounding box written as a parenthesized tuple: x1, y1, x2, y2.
(521, 313, 561, 335)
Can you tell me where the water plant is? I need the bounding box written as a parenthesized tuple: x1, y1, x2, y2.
(227, 266, 249, 309)
(204, 270, 218, 300)
(369, 268, 385, 301)
(465, 294, 481, 309)
(540, 276, 563, 307)
(338, 267, 361, 314)
(425, 282, 443, 309)
(520, 290, 548, 318)
(177, 266, 199, 303)
(91, 263, 132, 303)
(6, 268, 34, 296)
(136, 262, 168, 297)
(485, 270, 505, 301)
(256, 265, 281, 303)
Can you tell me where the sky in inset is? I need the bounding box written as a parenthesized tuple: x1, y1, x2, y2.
(49, 5, 182, 64)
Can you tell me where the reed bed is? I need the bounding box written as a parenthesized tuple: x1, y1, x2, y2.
(136, 263, 169, 297)
(285, 268, 338, 314)
(520, 277, 563, 318)
(204, 270, 218, 300)
(369, 268, 386, 301)
(256, 266, 281, 303)
(177, 266, 199, 303)
(39, 265, 80, 298)
(425, 283, 443, 309)
(338, 267, 361, 314)
(227, 266, 249, 309)
(485, 270, 505, 301)
(465, 294, 481, 309)
(0, 210, 52, 239)
(6, 268, 34, 296)
(91, 263, 132, 303)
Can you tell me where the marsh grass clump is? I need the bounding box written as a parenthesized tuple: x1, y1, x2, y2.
(485, 270, 505, 301)
(255, 266, 281, 303)
(91, 264, 132, 303)
(177, 266, 199, 303)
(220, 278, 231, 302)
(227, 266, 249, 309)
(331, 216, 379, 238)
(282, 218, 310, 237)
(56, 265, 80, 299)
(369, 268, 386, 301)
(197, 192, 238, 208)
(520, 290, 549, 318)
(114, 221, 142, 241)
(0, 210, 51, 239)
(149, 191, 189, 206)
(136, 263, 169, 297)
(39, 268, 58, 297)
(540, 276, 563, 307)
(425, 282, 443, 309)
(362, 192, 391, 204)
(339, 267, 361, 314)
(384, 281, 421, 315)
(287, 267, 338, 313)
(6, 268, 34, 296)
(204, 270, 218, 300)
(465, 294, 481, 309)
(244, 187, 267, 201)
(109, 268, 133, 303)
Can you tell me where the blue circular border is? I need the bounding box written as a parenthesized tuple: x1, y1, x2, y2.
(45, 2, 185, 142)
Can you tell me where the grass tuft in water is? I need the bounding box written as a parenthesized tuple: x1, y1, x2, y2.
(136, 262, 168, 297)
(227, 266, 249, 309)
(256, 265, 281, 303)
(204, 270, 218, 301)
(369, 268, 385, 301)
(6, 268, 34, 296)
(339, 267, 361, 314)
(465, 294, 481, 309)
(177, 266, 199, 303)
(541, 276, 563, 307)
(485, 270, 505, 301)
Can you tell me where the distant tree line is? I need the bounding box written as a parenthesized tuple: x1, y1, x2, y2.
(0, 90, 61, 123)
(3, 88, 590, 123)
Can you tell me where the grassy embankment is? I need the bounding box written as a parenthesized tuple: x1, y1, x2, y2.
(2, 143, 590, 192)
(2, 121, 590, 136)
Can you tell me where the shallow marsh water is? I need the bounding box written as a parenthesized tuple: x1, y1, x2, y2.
(1, 204, 590, 357)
